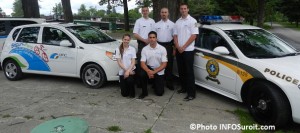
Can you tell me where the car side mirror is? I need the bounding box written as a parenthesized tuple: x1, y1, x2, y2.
(60, 40, 72, 47)
(213, 46, 230, 55)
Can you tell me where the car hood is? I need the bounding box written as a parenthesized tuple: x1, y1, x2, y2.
(89, 41, 119, 52)
(255, 55, 300, 76)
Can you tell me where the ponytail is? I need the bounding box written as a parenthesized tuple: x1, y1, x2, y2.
(119, 34, 131, 58)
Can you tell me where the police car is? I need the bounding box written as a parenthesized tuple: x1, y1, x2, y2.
(0, 23, 119, 88)
(174, 15, 300, 127)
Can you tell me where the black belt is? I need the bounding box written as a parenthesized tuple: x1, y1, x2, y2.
(158, 40, 173, 46)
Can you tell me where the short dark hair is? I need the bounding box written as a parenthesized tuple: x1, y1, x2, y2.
(142, 6, 149, 9)
(148, 31, 157, 37)
(180, 3, 189, 7)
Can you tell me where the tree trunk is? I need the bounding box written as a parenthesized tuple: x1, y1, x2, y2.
(123, 0, 130, 31)
(61, 0, 73, 23)
(257, 0, 265, 28)
(152, 0, 181, 22)
(21, 0, 40, 18)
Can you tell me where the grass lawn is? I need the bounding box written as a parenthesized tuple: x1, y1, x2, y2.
(233, 109, 299, 133)
(277, 22, 300, 31)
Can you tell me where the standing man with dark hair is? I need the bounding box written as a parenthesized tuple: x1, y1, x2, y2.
(154, 7, 175, 90)
(133, 6, 155, 88)
(174, 3, 199, 101)
(138, 31, 168, 99)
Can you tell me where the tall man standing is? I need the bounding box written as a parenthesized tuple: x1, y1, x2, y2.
(133, 6, 155, 87)
(154, 7, 175, 90)
(174, 3, 199, 101)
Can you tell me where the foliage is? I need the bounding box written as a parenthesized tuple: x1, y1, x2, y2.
(280, 0, 300, 27)
(107, 126, 122, 132)
(12, 0, 23, 17)
(188, 0, 217, 17)
(52, 2, 63, 18)
(128, 7, 141, 20)
(77, 4, 90, 17)
(136, 0, 152, 7)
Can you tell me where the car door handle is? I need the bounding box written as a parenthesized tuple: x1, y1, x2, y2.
(195, 52, 204, 57)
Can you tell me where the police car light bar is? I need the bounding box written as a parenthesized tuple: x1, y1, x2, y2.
(200, 15, 244, 24)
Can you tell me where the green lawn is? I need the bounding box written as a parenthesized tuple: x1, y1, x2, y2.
(233, 109, 298, 133)
(277, 22, 300, 31)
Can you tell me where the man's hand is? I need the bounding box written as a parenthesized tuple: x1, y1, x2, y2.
(178, 46, 186, 53)
(124, 70, 130, 78)
(146, 70, 155, 79)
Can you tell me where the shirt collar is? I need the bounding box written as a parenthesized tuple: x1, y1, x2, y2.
(149, 43, 158, 49)
(160, 19, 169, 23)
(179, 14, 190, 20)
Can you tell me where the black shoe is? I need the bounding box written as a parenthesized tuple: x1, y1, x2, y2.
(138, 94, 147, 99)
(177, 89, 186, 94)
(129, 95, 135, 98)
(184, 96, 195, 101)
(167, 85, 174, 90)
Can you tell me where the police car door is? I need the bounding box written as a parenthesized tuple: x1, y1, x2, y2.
(41, 27, 77, 75)
(194, 28, 237, 95)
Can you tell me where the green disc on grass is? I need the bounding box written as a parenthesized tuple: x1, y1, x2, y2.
(31, 117, 88, 133)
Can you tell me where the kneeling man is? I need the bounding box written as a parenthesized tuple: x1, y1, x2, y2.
(138, 31, 168, 99)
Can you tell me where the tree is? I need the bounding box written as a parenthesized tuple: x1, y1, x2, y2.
(78, 4, 90, 19)
(150, 0, 181, 22)
(257, 0, 266, 27)
(99, 0, 131, 31)
(280, 0, 300, 27)
(52, 2, 63, 19)
(21, 0, 40, 18)
(12, 0, 24, 17)
(61, 0, 73, 22)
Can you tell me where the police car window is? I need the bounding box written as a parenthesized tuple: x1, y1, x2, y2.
(16, 27, 40, 43)
(225, 29, 296, 58)
(0, 21, 5, 36)
(197, 29, 234, 55)
(42, 27, 72, 46)
(12, 28, 21, 40)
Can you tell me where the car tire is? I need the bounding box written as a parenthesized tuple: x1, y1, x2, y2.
(247, 81, 291, 127)
(81, 64, 106, 89)
(3, 59, 23, 81)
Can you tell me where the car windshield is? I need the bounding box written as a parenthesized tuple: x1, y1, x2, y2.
(225, 29, 297, 58)
(66, 26, 115, 44)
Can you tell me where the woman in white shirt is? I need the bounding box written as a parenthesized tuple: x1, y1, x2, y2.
(115, 34, 137, 98)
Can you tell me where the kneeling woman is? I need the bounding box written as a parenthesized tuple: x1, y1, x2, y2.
(115, 34, 136, 98)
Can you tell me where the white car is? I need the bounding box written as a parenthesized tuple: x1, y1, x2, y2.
(174, 16, 300, 127)
(0, 23, 119, 88)
(0, 18, 46, 68)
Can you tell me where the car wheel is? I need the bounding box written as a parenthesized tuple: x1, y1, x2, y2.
(81, 64, 106, 89)
(3, 60, 23, 81)
(247, 81, 291, 127)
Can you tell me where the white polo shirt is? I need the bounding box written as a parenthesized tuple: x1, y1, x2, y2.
(133, 17, 155, 40)
(154, 19, 175, 42)
(174, 15, 199, 51)
(141, 43, 168, 75)
(115, 46, 137, 75)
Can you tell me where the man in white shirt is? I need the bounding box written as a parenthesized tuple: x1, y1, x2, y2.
(154, 7, 175, 90)
(133, 6, 155, 88)
(139, 31, 168, 99)
(174, 3, 199, 101)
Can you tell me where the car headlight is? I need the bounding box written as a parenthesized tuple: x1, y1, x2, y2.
(105, 51, 116, 61)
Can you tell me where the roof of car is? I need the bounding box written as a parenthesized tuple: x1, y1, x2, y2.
(202, 23, 261, 30)
(17, 23, 87, 28)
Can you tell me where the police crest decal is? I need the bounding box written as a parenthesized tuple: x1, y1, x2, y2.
(206, 59, 221, 84)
